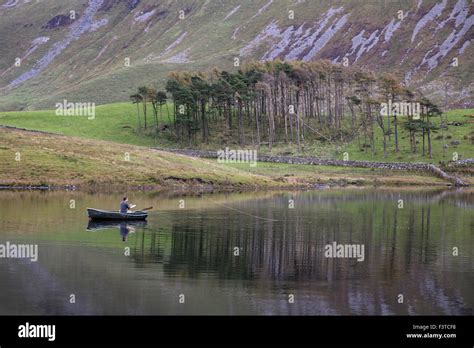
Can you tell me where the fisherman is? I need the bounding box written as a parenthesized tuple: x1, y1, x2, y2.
(120, 197, 133, 213)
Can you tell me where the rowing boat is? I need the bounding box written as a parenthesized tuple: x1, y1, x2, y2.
(87, 208, 148, 221)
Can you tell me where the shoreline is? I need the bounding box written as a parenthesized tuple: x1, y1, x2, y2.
(1, 185, 472, 198)
(0, 177, 464, 193)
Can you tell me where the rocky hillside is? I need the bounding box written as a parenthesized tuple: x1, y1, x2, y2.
(0, 0, 472, 111)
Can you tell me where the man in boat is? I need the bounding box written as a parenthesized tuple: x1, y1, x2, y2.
(120, 197, 135, 213)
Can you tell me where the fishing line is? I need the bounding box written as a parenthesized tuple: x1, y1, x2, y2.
(201, 196, 279, 222)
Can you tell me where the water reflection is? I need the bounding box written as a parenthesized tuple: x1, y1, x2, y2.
(86, 220, 147, 241)
(0, 189, 472, 315)
(126, 190, 473, 314)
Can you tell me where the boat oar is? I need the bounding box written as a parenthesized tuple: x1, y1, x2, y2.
(138, 206, 153, 211)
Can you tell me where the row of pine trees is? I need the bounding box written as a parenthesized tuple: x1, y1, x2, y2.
(130, 60, 443, 158)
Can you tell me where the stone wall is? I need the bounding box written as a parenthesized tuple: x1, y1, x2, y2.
(155, 148, 470, 187)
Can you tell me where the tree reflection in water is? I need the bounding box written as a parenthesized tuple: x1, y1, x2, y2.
(129, 190, 473, 315)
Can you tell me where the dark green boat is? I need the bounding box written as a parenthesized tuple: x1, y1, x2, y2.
(87, 208, 148, 221)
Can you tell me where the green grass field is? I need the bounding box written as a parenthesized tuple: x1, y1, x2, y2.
(0, 102, 159, 146)
(340, 109, 474, 164)
(1, 103, 472, 164)
(1, 125, 461, 188)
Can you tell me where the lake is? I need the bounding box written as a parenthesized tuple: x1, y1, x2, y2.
(0, 188, 472, 315)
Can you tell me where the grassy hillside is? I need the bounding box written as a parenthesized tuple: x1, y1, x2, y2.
(1, 127, 460, 188)
(0, 126, 275, 187)
(341, 109, 474, 164)
(1, 103, 472, 164)
(0, 102, 159, 146)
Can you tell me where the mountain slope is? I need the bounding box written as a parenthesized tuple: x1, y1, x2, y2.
(0, 0, 472, 111)
(0, 125, 276, 187)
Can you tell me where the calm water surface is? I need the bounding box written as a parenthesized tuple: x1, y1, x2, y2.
(0, 188, 472, 315)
